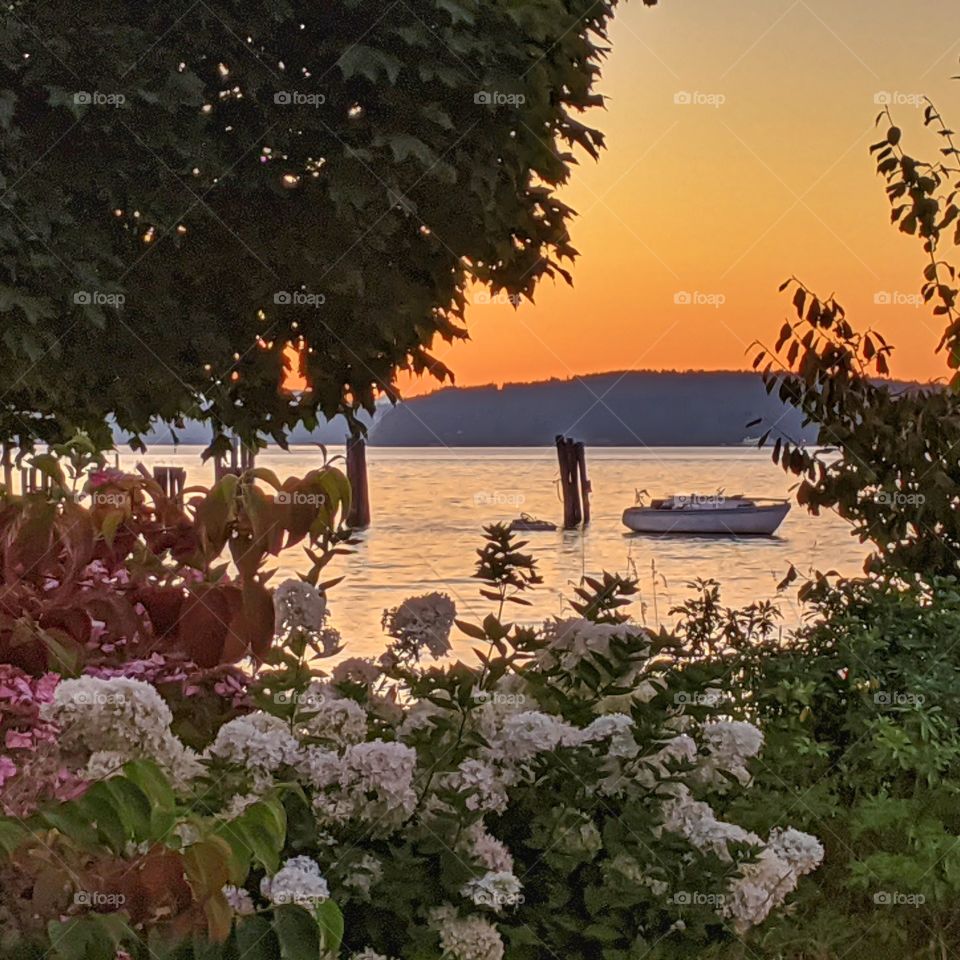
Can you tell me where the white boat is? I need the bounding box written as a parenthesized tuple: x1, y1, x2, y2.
(622, 493, 790, 536)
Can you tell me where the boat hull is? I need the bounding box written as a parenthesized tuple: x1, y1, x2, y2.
(622, 502, 790, 536)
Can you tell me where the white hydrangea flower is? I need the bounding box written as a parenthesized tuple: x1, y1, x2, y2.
(46, 676, 200, 789)
(489, 711, 582, 765)
(431, 905, 504, 960)
(582, 713, 638, 758)
(295, 683, 368, 748)
(460, 823, 514, 874)
(382, 592, 456, 661)
(353, 950, 395, 960)
(460, 870, 523, 912)
(538, 618, 642, 673)
(208, 711, 301, 787)
(333, 657, 383, 686)
(697, 721, 764, 788)
(661, 785, 762, 858)
(274, 579, 327, 633)
(260, 855, 329, 906)
(444, 759, 509, 813)
(222, 885, 256, 915)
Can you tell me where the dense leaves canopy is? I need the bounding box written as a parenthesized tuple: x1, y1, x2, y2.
(0, 0, 655, 452)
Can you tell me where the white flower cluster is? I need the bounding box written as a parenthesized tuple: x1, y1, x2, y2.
(260, 855, 330, 906)
(332, 657, 383, 686)
(460, 870, 523, 912)
(382, 592, 456, 661)
(487, 710, 582, 766)
(274, 579, 327, 633)
(697, 721, 764, 788)
(46, 676, 200, 788)
(208, 711, 301, 789)
(442, 759, 509, 813)
(538, 617, 638, 672)
(431, 905, 504, 960)
(460, 823, 514, 874)
(295, 682, 368, 748)
(222, 884, 256, 916)
(662, 785, 823, 931)
(302, 739, 417, 831)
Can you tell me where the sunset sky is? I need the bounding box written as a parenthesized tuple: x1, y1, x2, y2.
(402, 0, 960, 396)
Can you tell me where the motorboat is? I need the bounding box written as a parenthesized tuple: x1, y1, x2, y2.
(622, 492, 790, 536)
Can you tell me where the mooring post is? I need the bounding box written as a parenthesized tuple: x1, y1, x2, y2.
(1, 445, 12, 493)
(555, 435, 582, 529)
(346, 435, 371, 528)
(575, 441, 591, 526)
(153, 466, 187, 506)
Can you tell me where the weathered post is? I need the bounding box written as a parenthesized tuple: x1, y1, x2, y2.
(153, 466, 187, 506)
(1, 445, 13, 492)
(214, 437, 256, 481)
(574, 441, 591, 526)
(346, 435, 371, 528)
(555, 435, 582, 528)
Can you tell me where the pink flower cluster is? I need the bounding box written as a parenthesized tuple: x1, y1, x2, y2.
(0, 665, 86, 815)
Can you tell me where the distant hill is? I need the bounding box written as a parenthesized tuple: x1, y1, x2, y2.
(367, 371, 820, 446)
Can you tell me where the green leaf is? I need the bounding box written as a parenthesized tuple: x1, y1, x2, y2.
(273, 904, 320, 960)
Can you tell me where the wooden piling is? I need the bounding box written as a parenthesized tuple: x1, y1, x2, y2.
(345, 435, 371, 528)
(214, 438, 256, 481)
(575, 441, 591, 526)
(555, 435, 582, 528)
(153, 466, 186, 506)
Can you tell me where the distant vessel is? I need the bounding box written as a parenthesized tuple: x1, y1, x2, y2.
(622, 492, 790, 536)
(741, 436, 761, 446)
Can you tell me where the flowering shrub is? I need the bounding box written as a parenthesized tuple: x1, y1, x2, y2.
(0, 525, 822, 959)
(686, 577, 960, 959)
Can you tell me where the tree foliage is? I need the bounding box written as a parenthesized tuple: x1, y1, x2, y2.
(0, 0, 657, 452)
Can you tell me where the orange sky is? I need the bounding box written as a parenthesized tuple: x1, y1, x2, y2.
(396, 0, 960, 396)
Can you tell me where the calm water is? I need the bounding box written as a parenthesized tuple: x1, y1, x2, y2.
(118, 446, 867, 658)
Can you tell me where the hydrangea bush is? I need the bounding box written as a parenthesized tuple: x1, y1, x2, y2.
(0, 524, 823, 960)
